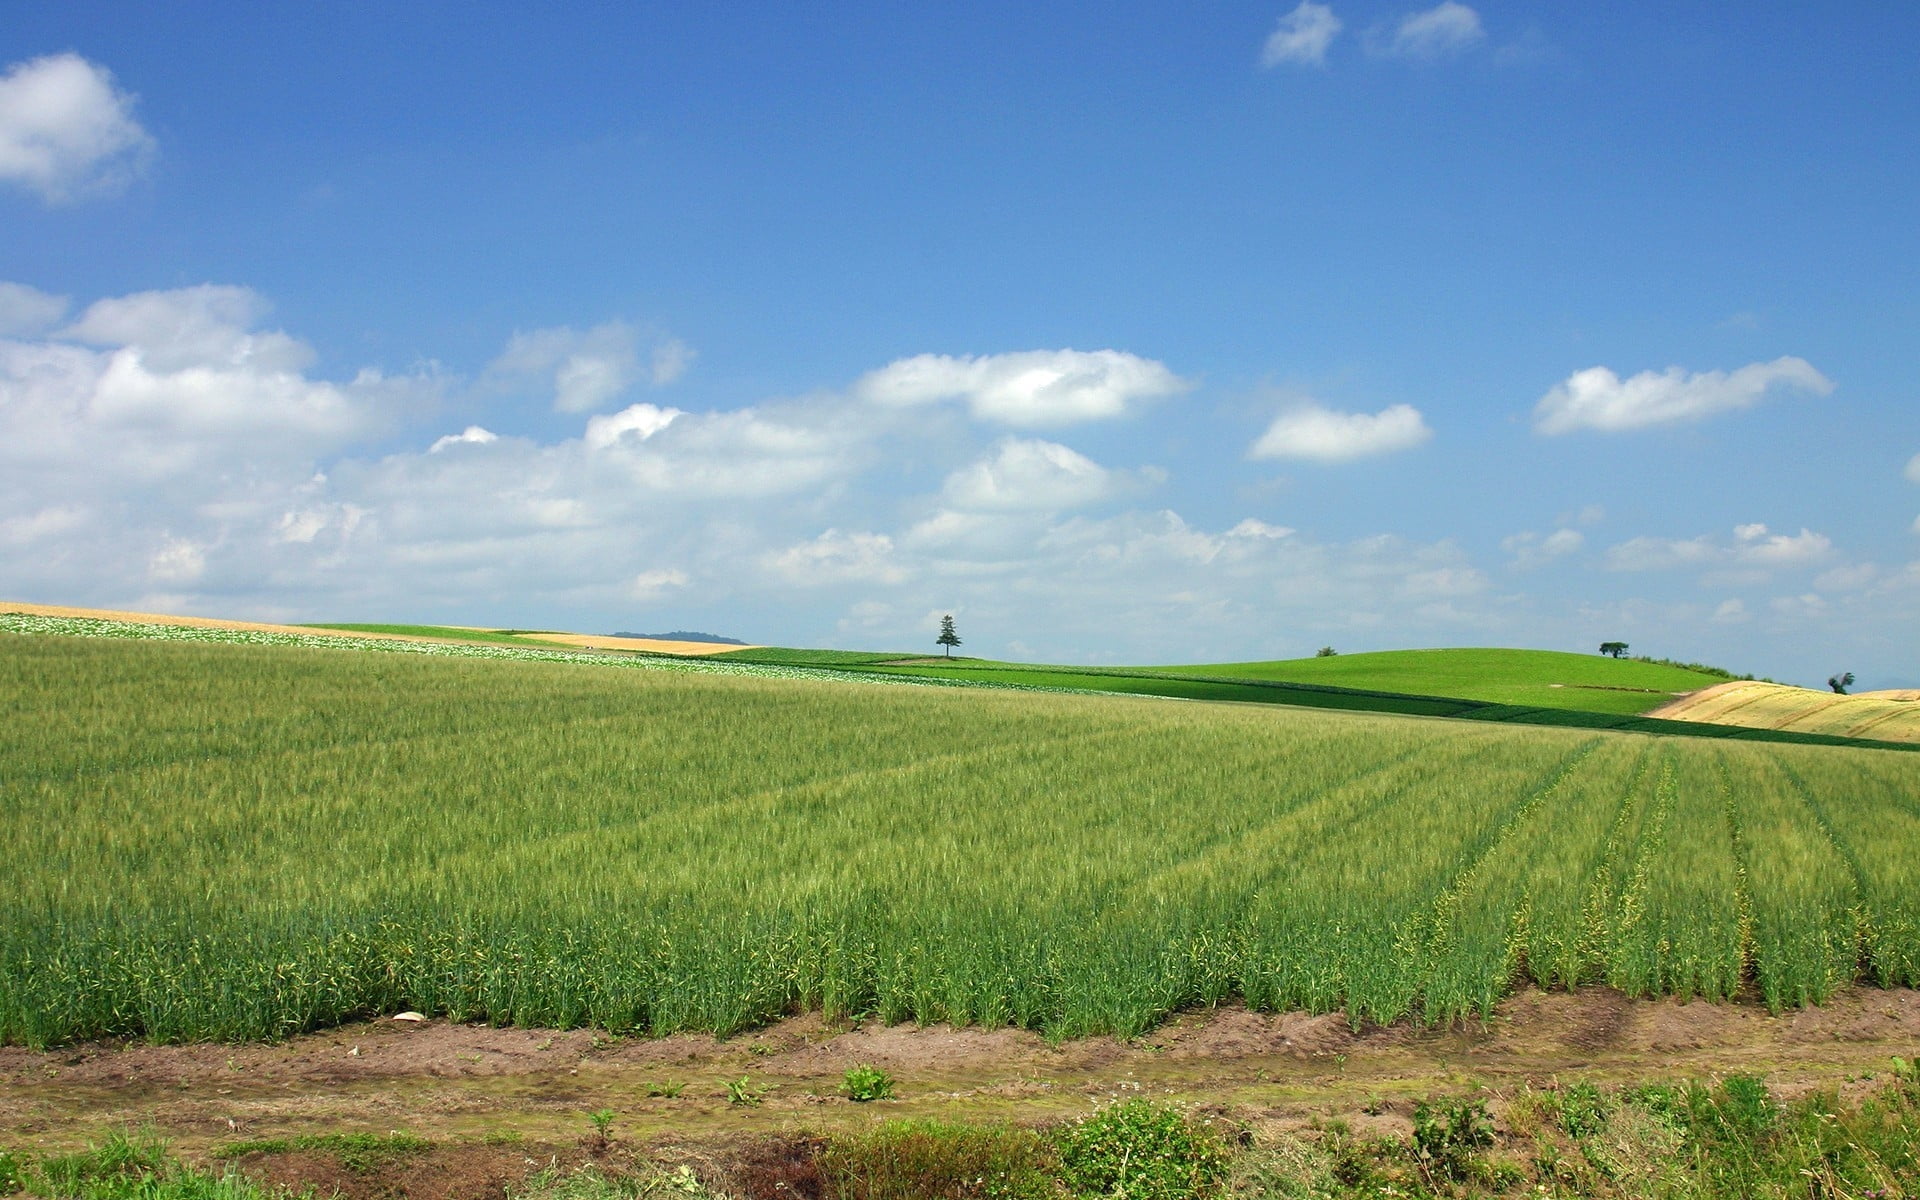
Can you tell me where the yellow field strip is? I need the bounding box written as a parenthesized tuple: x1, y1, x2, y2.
(1650, 679, 1920, 744)
(514, 631, 761, 657)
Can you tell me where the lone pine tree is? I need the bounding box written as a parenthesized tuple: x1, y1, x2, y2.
(936, 614, 962, 657)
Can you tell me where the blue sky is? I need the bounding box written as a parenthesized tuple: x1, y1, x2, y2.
(3, 3, 1917, 686)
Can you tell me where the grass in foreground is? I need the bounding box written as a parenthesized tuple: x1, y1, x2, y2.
(24, 1068, 1916, 1200)
(4, 629, 1920, 1047)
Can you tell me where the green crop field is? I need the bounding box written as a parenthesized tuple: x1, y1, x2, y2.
(714, 647, 1904, 750)
(715, 646, 1725, 716)
(4, 621, 1918, 1050)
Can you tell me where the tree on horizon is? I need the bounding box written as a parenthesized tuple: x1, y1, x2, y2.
(1600, 641, 1629, 658)
(936, 614, 962, 658)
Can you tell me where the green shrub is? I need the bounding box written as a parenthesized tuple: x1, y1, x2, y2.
(1410, 1097, 1493, 1180)
(1054, 1100, 1230, 1200)
(1553, 1081, 1611, 1139)
(841, 1064, 897, 1102)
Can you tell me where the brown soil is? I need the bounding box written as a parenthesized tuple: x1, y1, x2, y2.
(7, 987, 1919, 1192)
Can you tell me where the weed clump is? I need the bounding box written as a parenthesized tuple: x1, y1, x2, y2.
(1055, 1099, 1230, 1200)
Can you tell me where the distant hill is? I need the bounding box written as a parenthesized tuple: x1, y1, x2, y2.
(612, 630, 746, 645)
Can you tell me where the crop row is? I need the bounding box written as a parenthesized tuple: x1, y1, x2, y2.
(3, 629, 1917, 1046)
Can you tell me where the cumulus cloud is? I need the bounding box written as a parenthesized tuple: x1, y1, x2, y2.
(631, 568, 689, 601)
(583, 403, 680, 450)
(1249, 402, 1432, 462)
(0, 281, 68, 335)
(856, 349, 1188, 427)
(941, 438, 1121, 512)
(1370, 3, 1484, 59)
(428, 425, 498, 453)
(5, 285, 397, 462)
(768, 530, 906, 586)
(1534, 357, 1833, 435)
(1606, 523, 1833, 572)
(1501, 528, 1583, 569)
(489, 321, 689, 412)
(0, 53, 154, 202)
(1906, 451, 1920, 484)
(1263, 3, 1343, 67)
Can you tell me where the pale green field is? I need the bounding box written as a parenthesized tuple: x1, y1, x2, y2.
(3, 626, 1917, 1047)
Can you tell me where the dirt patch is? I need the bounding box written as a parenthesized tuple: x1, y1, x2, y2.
(233, 1142, 584, 1200)
(8, 988, 1920, 1159)
(1154, 1008, 1356, 1060)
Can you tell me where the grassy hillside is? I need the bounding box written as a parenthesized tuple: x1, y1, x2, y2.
(1655, 680, 1920, 744)
(1147, 647, 1727, 714)
(721, 646, 1726, 715)
(4, 625, 1919, 1048)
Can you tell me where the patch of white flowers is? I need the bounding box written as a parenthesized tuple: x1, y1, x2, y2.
(0, 613, 1087, 696)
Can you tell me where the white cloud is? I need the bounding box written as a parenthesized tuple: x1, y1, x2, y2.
(1263, 3, 1343, 67)
(1606, 523, 1833, 572)
(856, 349, 1188, 427)
(61, 284, 311, 372)
(429, 425, 499, 453)
(0, 282, 68, 336)
(584, 403, 680, 450)
(768, 530, 906, 586)
(942, 438, 1119, 512)
(1712, 598, 1748, 624)
(1605, 535, 1718, 572)
(1249, 402, 1431, 462)
(1534, 357, 1833, 434)
(1228, 518, 1294, 540)
(1372, 3, 1484, 59)
(650, 337, 695, 386)
(0, 504, 86, 546)
(148, 537, 206, 584)
(490, 321, 689, 413)
(0, 53, 153, 202)
(1905, 451, 1920, 484)
(631, 568, 689, 601)
(1733, 523, 1831, 567)
(1502, 527, 1583, 569)
(1815, 563, 1878, 592)
(1771, 593, 1829, 620)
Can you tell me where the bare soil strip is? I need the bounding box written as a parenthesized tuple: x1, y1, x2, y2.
(7, 988, 1918, 1159)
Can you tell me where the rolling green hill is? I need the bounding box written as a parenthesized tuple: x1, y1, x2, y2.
(1142, 647, 1727, 714)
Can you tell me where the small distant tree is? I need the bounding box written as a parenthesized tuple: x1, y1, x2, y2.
(1828, 671, 1854, 695)
(1316, 646, 1338, 657)
(936, 614, 961, 658)
(1599, 641, 1629, 658)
